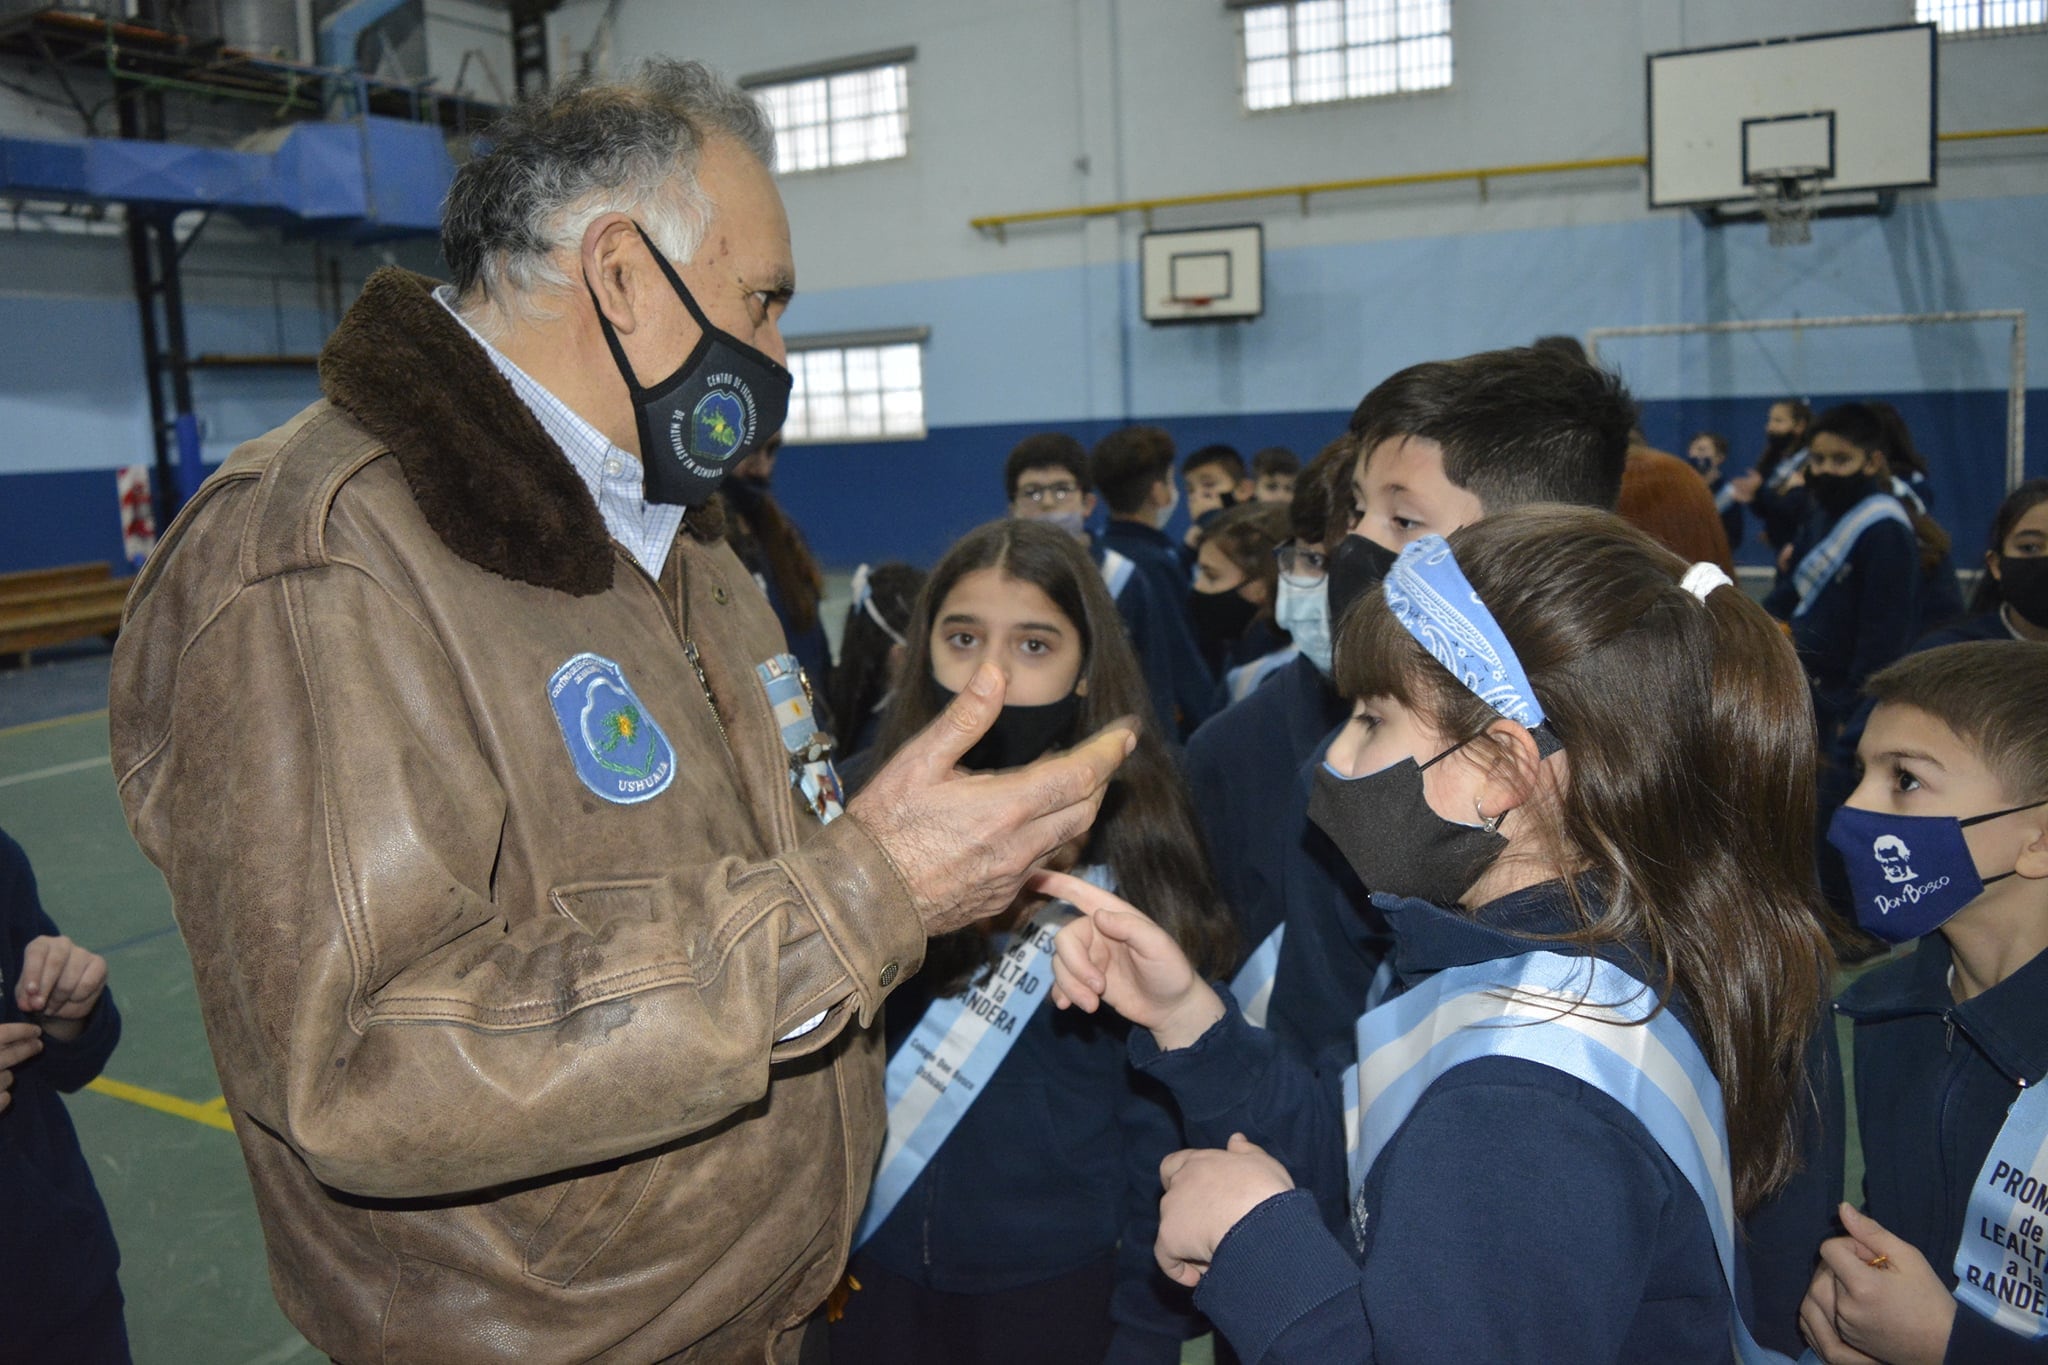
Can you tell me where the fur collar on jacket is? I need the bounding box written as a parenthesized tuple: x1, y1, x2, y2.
(317, 267, 724, 597)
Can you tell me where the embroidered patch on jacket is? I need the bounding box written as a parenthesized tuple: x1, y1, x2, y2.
(756, 653, 844, 824)
(548, 653, 676, 804)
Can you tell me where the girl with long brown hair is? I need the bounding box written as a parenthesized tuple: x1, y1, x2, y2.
(832, 518, 1235, 1365)
(1046, 506, 1835, 1363)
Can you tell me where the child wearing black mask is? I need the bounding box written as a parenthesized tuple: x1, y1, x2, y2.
(1190, 502, 1292, 694)
(1045, 508, 1838, 1363)
(1806, 641, 2048, 1365)
(1764, 403, 1922, 744)
(830, 519, 1236, 1365)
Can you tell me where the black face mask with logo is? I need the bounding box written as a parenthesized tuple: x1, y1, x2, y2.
(586, 223, 793, 508)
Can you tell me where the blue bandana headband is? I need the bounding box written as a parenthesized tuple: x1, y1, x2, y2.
(1383, 535, 1547, 729)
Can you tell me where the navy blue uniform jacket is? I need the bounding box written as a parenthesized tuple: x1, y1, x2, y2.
(859, 959, 1200, 1363)
(1183, 655, 1351, 957)
(0, 830, 123, 1349)
(1103, 519, 1217, 735)
(1838, 936, 2048, 1363)
(1133, 882, 1833, 1364)
(1764, 510, 1919, 742)
(1095, 538, 1216, 741)
(1183, 662, 1386, 1061)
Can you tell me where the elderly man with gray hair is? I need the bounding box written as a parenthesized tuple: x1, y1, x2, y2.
(109, 61, 1132, 1363)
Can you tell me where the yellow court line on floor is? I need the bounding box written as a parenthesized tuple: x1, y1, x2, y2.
(85, 1076, 235, 1132)
(0, 708, 108, 740)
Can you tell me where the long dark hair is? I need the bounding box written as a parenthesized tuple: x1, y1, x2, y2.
(1971, 478, 2048, 613)
(721, 468, 824, 631)
(1868, 403, 1950, 574)
(1336, 506, 1833, 1215)
(874, 520, 1237, 994)
(827, 562, 924, 756)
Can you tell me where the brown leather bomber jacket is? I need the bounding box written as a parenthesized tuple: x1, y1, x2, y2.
(109, 269, 926, 1363)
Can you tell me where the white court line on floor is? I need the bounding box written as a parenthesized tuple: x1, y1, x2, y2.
(0, 755, 110, 788)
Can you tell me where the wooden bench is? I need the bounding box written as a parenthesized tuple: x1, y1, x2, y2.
(0, 562, 112, 595)
(0, 565, 134, 661)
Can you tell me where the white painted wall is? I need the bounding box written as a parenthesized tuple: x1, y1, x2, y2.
(548, 0, 2048, 295)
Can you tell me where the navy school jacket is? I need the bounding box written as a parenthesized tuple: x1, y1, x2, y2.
(1763, 509, 1920, 742)
(1094, 537, 1218, 741)
(1266, 726, 1392, 1059)
(1183, 654, 1353, 958)
(1132, 882, 1839, 1363)
(1103, 520, 1195, 623)
(0, 830, 124, 1349)
(1838, 935, 2048, 1364)
(857, 956, 1201, 1363)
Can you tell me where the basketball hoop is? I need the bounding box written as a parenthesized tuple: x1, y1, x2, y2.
(1749, 166, 1823, 247)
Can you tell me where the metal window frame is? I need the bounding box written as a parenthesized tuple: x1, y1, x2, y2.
(784, 329, 930, 444)
(1233, 0, 1455, 113)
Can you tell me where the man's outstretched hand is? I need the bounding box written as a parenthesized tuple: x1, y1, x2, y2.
(849, 663, 1136, 937)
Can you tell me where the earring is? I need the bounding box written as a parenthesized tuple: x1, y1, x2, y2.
(1475, 798, 1505, 835)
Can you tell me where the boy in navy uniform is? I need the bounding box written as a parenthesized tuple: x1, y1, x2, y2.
(1807, 641, 2048, 1364)
(1183, 437, 1358, 1011)
(0, 828, 126, 1364)
(1094, 426, 1218, 733)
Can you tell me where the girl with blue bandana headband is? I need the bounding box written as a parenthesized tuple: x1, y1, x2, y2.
(1042, 506, 1839, 1363)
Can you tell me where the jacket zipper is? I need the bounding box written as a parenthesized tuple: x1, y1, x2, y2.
(617, 544, 738, 773)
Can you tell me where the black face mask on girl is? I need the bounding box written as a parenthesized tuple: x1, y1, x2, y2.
(1306, 739, 1508, 908)
(928, 675, 1084, 772)
(1997, 555, 2048, 629)
(1806, 469, 1881, 520)
(586, 224, 793, 508)
(1190, 587, 1261, 652)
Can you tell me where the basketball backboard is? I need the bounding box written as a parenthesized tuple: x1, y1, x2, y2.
(1646, 23, 1936, 215)
(1141, 225, 1263, 325)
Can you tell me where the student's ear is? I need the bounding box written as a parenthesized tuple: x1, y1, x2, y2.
(2014, 815, 2048, 882)
(1234, 477, 1254, 503)
(1241, 577, 1270, 606)
(1473, 719, 1543, 817)
(1985, 549, 2003, 584)
(1081, 491, 1099, 518)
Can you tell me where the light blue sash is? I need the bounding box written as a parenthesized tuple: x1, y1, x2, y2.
(1954, 1081, 2048, 1338)
(1223, 646, 1299, 705)
(1769, 451, 1808, 490)
(851, 867, 1105, 1249)
(1230, 925, 1285, 1028)
(1790, 493, 1911, 619)
(1100, 548, 1137, 601)
(1340, 950, 1794, 1364)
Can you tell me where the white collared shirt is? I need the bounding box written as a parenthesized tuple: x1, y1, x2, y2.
(434, 286, 683, 579)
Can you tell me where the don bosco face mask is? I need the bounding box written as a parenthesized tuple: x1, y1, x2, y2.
(587, 223, 792, 508)
(1827, 800, 2048, 942)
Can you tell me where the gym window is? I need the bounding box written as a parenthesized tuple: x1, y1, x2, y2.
(744, 49, 913, 174)
(1237, 0, 1453, 111)
(784, 330, 928, 443)
(1915, 1, 2047, 33)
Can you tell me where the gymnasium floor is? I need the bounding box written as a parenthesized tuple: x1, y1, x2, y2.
(0, 637, 1863, 1364)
